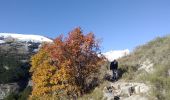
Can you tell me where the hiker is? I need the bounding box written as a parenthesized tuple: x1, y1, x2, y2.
(110, 59, 118, 81)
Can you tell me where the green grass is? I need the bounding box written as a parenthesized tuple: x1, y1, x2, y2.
(76, 35, 170, 100)
(78, 81, 108, 100)
(141, 63, 170, 100)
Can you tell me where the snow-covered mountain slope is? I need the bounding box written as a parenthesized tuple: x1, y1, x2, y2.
(0, 33, 53, 43)
(103, 49, 130, 61)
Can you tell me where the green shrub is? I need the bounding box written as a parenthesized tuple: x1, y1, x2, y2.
(18, 86, 32, 100)
(4, 86, 32, 100)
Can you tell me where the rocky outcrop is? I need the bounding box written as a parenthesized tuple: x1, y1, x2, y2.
(138, 59, 154, 73)
(0, 83, 19, 99)
(168, 69, 170, 76)
(122, 95, 148, 100)
(103, 81, 150, 100)
(0, 39, 43, 99)
(27, 79, 33, 87)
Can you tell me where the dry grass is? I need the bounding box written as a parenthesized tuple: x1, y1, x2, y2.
(78, 81, 109, 100)
(118, 35, 170, 99)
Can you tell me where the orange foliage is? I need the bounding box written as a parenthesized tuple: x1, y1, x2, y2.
(30, 27, 105, 99)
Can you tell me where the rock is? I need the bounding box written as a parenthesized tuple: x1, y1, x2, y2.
(0, 83, 19, 99)
(118, 85, 133, 96)
(103, 81, 150, 100)
(138, 59, 154, 73)
(114, 96, 120, 100)
(114, 82, 150, 95)
(168, 69, 170, 76)
(27, 80, 33, 87)
(3, 66, 9, 70)
(122, 95, 148, 100)
(134, 85, 140, 94)
(0, 40, 5, 44)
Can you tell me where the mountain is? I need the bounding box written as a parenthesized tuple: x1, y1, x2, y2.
(0, 33, 53, 43)
(102, 49, 130, 61)
(0, 33, 52, 99)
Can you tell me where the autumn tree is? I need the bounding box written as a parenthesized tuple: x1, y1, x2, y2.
(30, 28, 105, 99)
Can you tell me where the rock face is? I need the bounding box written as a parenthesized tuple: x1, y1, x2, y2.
(0, 34, 52, 99)
(27, 80, 33, 87)
(0, 83, 19, 99)
(168, 69, 170, 76)
(122, 95, 148, 100)
(138, 59, 154, 73)
(103, 81, 150, 100)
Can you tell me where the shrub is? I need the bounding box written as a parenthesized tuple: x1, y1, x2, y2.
(19, 86, 32, 100)
(30, 28, 105, 99)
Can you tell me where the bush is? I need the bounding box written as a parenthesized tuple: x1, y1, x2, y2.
(30, 28, 105, 99)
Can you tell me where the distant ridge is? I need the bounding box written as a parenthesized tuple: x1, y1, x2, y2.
(0, 33, 53, 43)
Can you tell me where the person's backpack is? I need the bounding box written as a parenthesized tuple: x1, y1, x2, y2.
(113, 60, 118, 69)
(110, 61, 114, 70)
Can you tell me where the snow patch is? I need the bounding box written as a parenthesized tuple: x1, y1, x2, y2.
(103, 49, 130, 61)
(0, 33, 53, 43)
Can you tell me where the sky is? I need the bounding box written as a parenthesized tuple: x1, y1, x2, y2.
(0, 0, 170, 52)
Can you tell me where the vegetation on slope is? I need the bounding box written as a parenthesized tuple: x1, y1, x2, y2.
(118, 35, 170, 100)
(0, 39, 39, 99)
(3, 32, 170, 100)
(0, 41, 30, 83)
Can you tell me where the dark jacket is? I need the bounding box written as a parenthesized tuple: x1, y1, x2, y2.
(110, 60, 118, 70)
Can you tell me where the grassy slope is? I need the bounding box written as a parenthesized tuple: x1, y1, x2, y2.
(118, 35, 170, 100)
(79, 35, 170, 100)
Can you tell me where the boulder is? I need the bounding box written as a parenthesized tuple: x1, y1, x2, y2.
(103, 82, 150, 100)
(0, 83, 19, 99)
(121, 95, 148, 100)
(138, 59, 153, 73)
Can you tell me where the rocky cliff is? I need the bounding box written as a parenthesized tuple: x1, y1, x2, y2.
(0, 33, 52, 99)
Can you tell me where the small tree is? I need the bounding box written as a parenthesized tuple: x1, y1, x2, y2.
(30, 28, 104, 99)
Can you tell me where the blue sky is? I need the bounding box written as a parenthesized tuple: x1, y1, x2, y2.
(0, 0, 170, 52)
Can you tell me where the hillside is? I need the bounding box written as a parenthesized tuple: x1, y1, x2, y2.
(2, 33, 170, 100)
(0, 33, 53, 43)
(0, 34, 52, 99)
(118, 35, 170, 99)
(79, 35, 170, 100)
